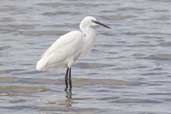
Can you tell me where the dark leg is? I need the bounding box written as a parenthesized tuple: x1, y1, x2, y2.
(68, 67, 72, 98)
(68, 67, 72, 91)
(65, 68, 69, 91)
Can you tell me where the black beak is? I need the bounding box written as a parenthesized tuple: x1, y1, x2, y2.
(93, 20, 111, 29)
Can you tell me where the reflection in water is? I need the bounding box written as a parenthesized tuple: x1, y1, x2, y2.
(64, 89, 72, 108)
(64, 96, 72, 108)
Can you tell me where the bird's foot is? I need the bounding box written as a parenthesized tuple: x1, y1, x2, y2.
(65, 88, 72, 98)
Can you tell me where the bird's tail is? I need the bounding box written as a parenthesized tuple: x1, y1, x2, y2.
(36, 58, 47, 71)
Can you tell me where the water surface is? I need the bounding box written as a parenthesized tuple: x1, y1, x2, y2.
(0, 0, 171, 114)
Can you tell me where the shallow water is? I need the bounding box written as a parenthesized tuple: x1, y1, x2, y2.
(0, 0, 171, 114)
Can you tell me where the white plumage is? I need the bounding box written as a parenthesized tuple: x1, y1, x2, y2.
(36, 16, 110, 92)
(36, 31, 83, 70)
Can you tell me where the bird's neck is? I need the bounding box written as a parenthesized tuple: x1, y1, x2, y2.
(80, 26, 96, 55)
(80, 26, 95, 36)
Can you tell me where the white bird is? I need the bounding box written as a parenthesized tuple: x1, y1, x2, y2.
(36, 16, 110, 92)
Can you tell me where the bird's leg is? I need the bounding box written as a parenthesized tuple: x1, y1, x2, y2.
(69, 67, 72, 90)
(65, 67, 69, 91)
(68, 67, 72, 98)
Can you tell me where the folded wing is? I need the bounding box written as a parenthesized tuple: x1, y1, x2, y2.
(36, 31, 83, 71)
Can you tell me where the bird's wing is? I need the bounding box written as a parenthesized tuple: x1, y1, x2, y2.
(36, 31, 83, 70)
(42, 31, 83, 58)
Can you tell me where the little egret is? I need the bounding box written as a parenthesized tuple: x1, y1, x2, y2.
(36, 16, 111, 93)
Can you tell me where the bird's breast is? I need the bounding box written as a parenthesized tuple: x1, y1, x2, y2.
(81, 29, 96, 55)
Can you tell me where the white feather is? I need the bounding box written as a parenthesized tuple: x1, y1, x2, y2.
(36, 31, 83, 71)
(36, 16, 110, 72)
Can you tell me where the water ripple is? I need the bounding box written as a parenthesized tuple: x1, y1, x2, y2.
(0, 0, 171, 114)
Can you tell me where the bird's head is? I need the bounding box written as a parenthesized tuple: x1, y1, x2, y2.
(80, 16, 111, 30)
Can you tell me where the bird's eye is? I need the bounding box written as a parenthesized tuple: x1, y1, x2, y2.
(91, 19, 95, 22)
